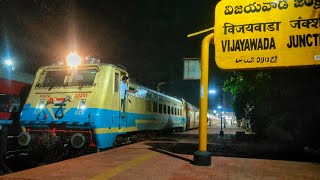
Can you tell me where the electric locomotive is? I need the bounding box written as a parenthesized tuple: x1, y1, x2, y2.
(17, 52, 191, 157)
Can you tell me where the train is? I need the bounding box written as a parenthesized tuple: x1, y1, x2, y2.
(16, 53, 212, 160)
(0, 70, 34, 134)
(0, 70, 34, 153)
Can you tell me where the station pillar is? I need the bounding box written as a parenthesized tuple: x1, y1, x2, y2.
(193, 33, 214, 166)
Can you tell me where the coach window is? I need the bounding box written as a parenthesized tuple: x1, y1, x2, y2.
(146, 100, 151, 112)
(152, 101, 157, 112)
(114, 73, 119, 92)
(175, 108, 177, 115)
(168, 106, 171, 114)
(159, 103, 163, 113)
(163, 104, 167, 114)
(171, 107, 174, 115)
(0, 95, 20, 112)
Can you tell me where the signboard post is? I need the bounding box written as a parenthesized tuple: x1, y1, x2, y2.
(215, 0, 320, 69)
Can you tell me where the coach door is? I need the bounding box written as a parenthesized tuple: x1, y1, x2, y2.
(114, 70, 128, 128)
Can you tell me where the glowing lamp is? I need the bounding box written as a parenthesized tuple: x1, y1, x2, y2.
(66, 51, 82, 67)
(38, 100, 45, 110)
(5, 59, 13, 66)
(209, 89, 216, 94)
(79, 100, 86, 110)
(39, 104, 45, 109)
(80, 104, 86, 110)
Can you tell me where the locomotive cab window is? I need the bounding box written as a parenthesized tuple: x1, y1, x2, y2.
(114, 72, 119, 92)
(37, 68, 97, 88)
(67, 69, 96, 86)
(38, 70, 66, 87)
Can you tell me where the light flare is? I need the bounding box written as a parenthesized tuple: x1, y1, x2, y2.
(5, 59, 13, 66)
(66, 51, 82, 67)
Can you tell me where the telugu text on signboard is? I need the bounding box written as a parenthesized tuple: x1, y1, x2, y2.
(214, 0, 320, 69)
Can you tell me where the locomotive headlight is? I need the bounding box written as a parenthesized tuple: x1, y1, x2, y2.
(79, 100, 86, 110)
(80, 104, 86, 110)
(38, 100, 45, 110)
(66, 51, 82, 67)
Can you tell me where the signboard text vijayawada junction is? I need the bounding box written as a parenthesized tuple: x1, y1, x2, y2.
(222, 1, 319, 52)
(214, 0, 320, 69)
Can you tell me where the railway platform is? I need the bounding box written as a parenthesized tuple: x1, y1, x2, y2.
(1, 126, 320, 180)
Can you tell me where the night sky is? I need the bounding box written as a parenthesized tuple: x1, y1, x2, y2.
(1, 0, 230, 108)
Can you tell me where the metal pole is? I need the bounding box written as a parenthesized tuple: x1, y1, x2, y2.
(219, 92, 224, 136)
(193, 33, 214, 166)
(220, 109, 222, 130)
(198, 34, 212, 152)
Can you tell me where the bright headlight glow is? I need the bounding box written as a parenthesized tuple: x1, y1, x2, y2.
(66, 51, 82, 67)
(79, 100, 86, 110)
(38, 100, 45, 109)
(39, 104, 45, 109)
(80, 104, 86, 110)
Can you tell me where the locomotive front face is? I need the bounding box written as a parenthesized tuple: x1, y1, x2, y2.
(19, 65, 101, 148)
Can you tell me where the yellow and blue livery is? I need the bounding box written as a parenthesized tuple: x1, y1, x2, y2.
(18, 58, 197, 153)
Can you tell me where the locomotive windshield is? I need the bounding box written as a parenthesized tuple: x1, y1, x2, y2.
(67, 69, 97, 86)
(42, 71, 66, 87)
(36, 68, 97, 88)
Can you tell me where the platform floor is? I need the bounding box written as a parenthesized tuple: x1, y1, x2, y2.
(1, 127, 320, 180)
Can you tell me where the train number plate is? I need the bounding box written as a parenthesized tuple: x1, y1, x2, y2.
(74, 93, 88, 98)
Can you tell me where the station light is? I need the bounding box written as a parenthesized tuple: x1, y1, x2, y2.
(209, 89, 216, 94)
(5, 59, 13, 66)
(66, 51, 82, 67)
(218, 105, 222, 109)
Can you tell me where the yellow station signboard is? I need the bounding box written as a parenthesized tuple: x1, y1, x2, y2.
(214, 0, 320, 69)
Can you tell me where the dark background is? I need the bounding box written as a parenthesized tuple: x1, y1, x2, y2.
(0, 0, 232, 108)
